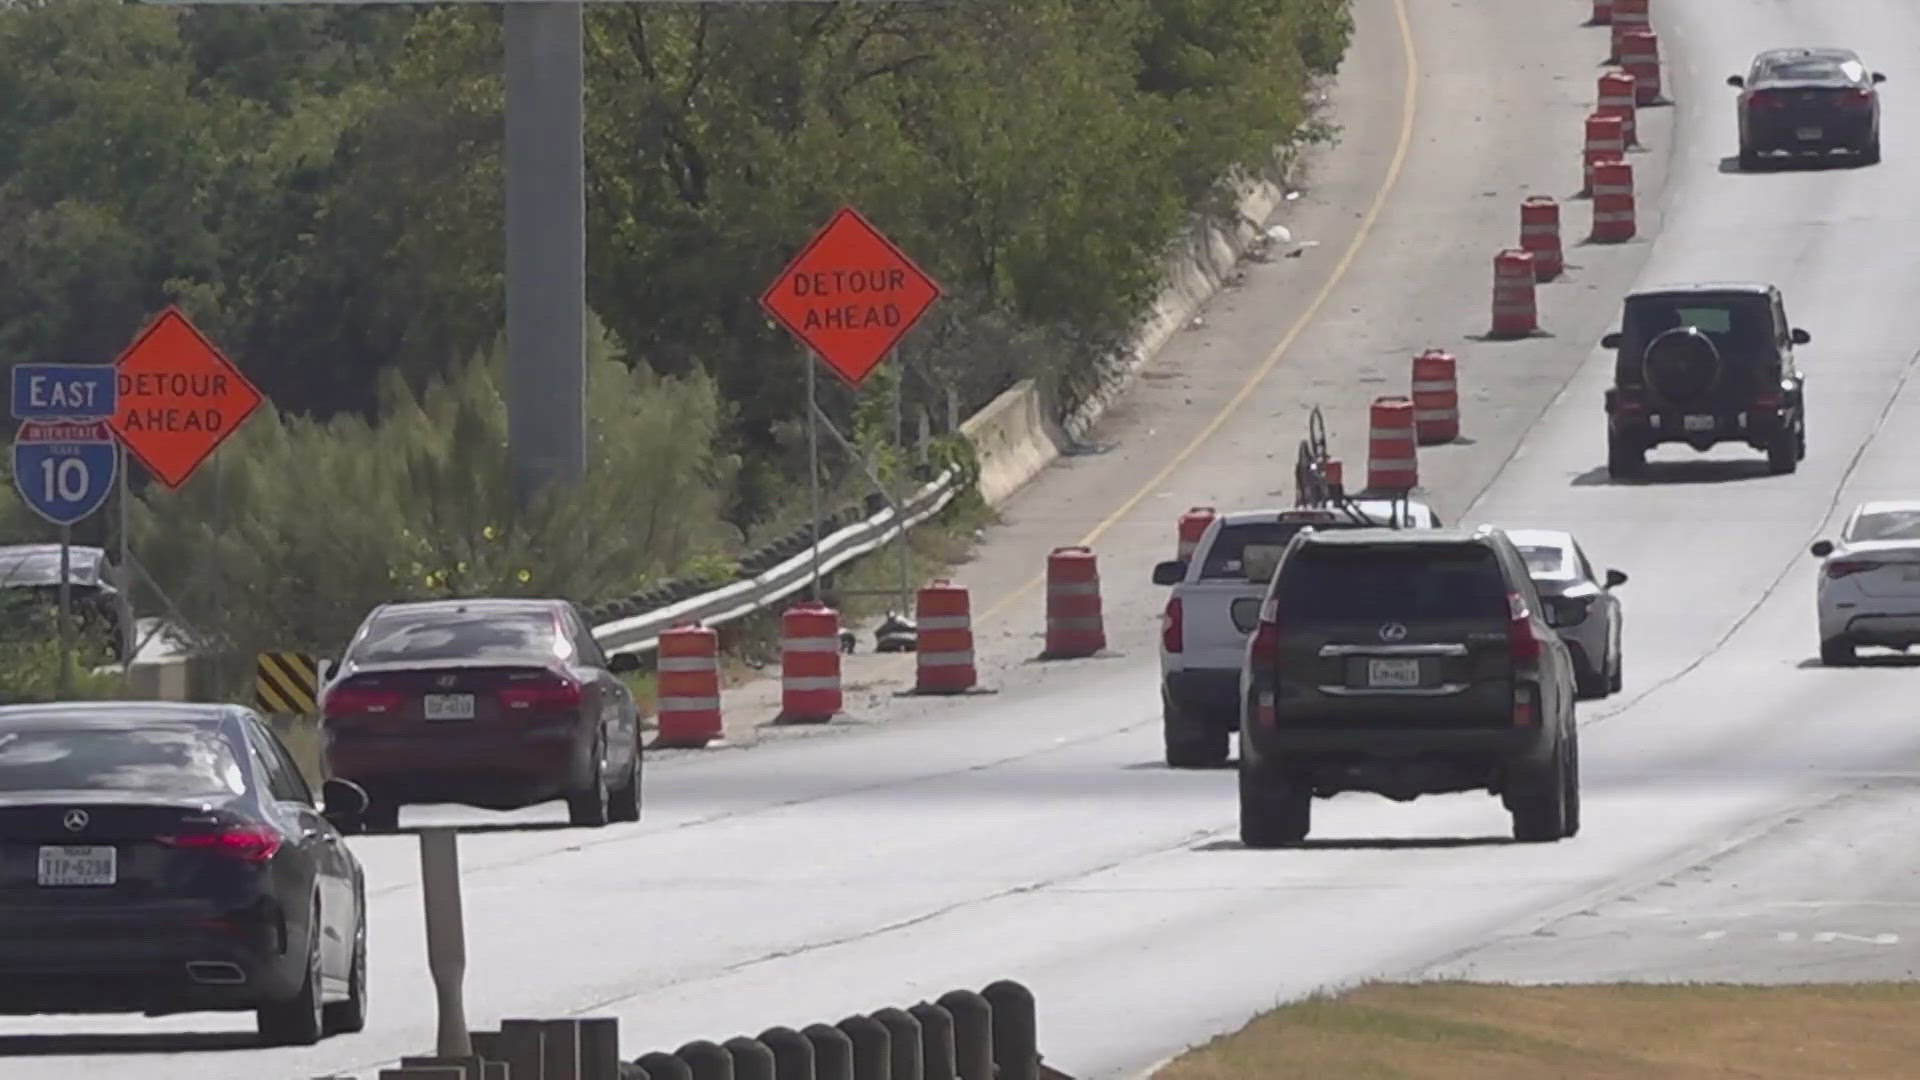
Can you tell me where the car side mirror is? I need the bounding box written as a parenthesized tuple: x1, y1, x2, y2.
(1726, 74, 1745, 88)
(1152, 560, 1186, 586)
(607, 651, 643, 675)
(1810, 539, 1835, 558)
(1600, 332, 1622, 349)
(320, 778, 369, 828)
(1872, 72, 1887, 84)
(1605, 568, 1628, 588)
(1790, 327, 1811, 345)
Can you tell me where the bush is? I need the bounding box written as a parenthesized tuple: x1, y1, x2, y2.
(127, 315, 740, 682)
(0, 593, 125, 704)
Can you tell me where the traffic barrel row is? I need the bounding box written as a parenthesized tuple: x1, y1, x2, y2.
(1608, 0, 1649, 62)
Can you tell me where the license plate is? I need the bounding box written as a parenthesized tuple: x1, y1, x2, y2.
(38, 845, 116, 887)
(423, 693, 475, 721)
(1683, 414, 1715, 432)
(1796, 125, 1822, 140)
(1367, 658, 1422, 688)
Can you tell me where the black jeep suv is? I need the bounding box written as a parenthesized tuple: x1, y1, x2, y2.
(1237, 526, 1581, 848)
(1601, 282, 1809, 478)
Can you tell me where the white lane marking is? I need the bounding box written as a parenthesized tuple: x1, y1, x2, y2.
(1698, 930, 1900, 945)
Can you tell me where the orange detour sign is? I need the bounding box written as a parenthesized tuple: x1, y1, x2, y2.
(759, 206, 941, 386)
(107, 306, 263, 489)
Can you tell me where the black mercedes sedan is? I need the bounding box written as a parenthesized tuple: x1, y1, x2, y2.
(0, 702, 370, 1045)
(1730, 47, 1885, 168)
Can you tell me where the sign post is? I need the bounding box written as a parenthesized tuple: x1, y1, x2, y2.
(759, 206, 942, 601)
(10, 364, 121, 696)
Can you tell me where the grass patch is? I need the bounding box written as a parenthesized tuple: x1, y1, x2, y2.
(1155, 981, 1920, 1079)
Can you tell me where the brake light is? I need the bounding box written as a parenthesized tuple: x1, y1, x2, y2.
(1826, 559, 1876, 579)
(159, 826, 281, 863)
(497, 673, 582, 710)
(1613, 389, 1645, 413)
(323, 683, 405, 716)
(1749, 91, 1783, 110)
(1507, 592, 1540, 663)
(1248, 598, 1280, 672)
(1513, 683, 1537, 727)
(1161, 596, 1184, 653)
(1840, 87, 1874, 109)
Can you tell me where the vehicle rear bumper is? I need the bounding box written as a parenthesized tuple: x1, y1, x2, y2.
(324, 727, 586, 807)
(1244, 723, 1555, 798)
(1748, 113, 1874, 152)
(1834, 611, 1920, 646)
(1609, 407, 1790, 448)
(1163, 669, 1242, 724)
(0, 907, 295, 1016)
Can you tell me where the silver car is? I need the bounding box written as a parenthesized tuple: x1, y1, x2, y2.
(1504, 528, 1627, 700)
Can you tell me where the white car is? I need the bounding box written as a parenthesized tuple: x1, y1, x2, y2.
(1810, 500, 1920, 665)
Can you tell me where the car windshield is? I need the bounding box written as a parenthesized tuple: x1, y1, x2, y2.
(1517, 544, 1569, 576)
(1276, 545, 1510, 621)
(350, 609, 566, 664)
(0, 549, 101, 587)
(0, 723, 246, 796)
(1847, 510, 1920, 543)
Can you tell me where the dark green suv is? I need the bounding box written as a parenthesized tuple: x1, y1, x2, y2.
(1237, 526, 1581, 848)
(1601, 282, 1809, 478)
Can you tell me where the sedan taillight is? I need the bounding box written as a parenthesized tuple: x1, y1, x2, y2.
(498, 674, 583, 711)
(1827, 559, 1877, 579)
(158, 826, 282, 863)
(323, 683, 405, 716)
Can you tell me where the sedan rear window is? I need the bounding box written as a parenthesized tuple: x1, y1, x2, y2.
(1848, 511, 1920, 543)
(351, 611, 564, 664)
(0, 724, 246, 797)
(1517, 544, 1568, 575)
(1277, 545, 1510, 621)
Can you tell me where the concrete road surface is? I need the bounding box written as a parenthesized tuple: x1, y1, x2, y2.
(10, 0, 1920, 1077)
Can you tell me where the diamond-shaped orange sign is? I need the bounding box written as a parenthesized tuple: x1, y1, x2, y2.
(107, 306, 263, 489)
(760, 206, 941, 386)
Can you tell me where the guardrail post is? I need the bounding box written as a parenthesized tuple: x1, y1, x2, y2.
(382, 1069, 468, 1080)
(870, 1008, 924, 1080)
(981, 981, 1040, 1080)
(636, 1051, 694, 1080)
(838, 1014, 890, 1080)
(803, 1022, 856, 1080)
(934, 991, 993, 1080)
(906, 1003, 957, 1080)
(501, 1019, 551, 1080)
(759, 1025, 816, 1080)
(725, 1036, 778, 1080)
(420, 828, 471, 1058)
(679, 1039, 735, 1080)
(543, 1020, 583, 1080)
(401, 1056, 485, 1080)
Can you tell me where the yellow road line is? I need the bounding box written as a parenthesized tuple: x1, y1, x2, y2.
(971, 0, 1423, 630)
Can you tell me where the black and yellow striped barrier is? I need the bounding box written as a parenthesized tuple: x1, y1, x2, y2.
(255, 651, 319, 715)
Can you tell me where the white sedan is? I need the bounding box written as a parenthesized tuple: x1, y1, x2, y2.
(1810, 500, 1920, 665)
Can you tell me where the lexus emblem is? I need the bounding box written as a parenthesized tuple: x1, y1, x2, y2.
(1378, 622, 1408, 642)
(62, 809, 89, 832)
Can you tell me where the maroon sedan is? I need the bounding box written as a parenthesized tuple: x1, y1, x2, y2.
(320, 598, 643, 831)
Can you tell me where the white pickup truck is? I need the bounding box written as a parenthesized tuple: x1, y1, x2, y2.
(1150, 498, 1442, 767)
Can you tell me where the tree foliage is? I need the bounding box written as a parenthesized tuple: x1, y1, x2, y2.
(0, 0, 1352, 654)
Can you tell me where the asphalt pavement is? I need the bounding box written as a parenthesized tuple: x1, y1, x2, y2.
(10, 0, 1920, 1077)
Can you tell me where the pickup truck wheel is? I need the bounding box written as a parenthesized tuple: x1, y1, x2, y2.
(1508, 746, 1570, 843)
(1163, 695, 1228, 768)
(1239, 763, 1310, 848)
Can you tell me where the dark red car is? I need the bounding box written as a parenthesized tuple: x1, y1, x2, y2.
(320, 598, 643, 831)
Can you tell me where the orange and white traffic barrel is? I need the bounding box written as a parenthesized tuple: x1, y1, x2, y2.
(1490, 249, 1538, 338)
(1323, 458, 1345, 498)
(1043, 547, 1105, 659)
(1519, 196, 1563, 281)
(1590, 158, 1636, 243)
(1620, 30, 1662, 105)
(914, 580, 977, 694)
(654, 622, 721, 748)
(1176, 506, 1216, 561)
(1411, 351, 1460, 446)
(1366, 397, 1419, 493)
(1583, 113, 1626, 196)
(1590, 0, 1612, 26)
(1598, 69, 1638, 148)
(779, 601, 842, 722)
(1611, 0, 1648, 38)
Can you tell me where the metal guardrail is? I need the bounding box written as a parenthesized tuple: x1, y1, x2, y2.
(591, 467, 960, 658)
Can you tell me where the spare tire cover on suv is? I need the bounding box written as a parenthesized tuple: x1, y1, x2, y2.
(1641, 325, 1723, 408)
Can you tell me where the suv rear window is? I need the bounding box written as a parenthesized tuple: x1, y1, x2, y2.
(1276, 544, 1510, 621)
(0, 724, 246, 797)
(1618, 294, 1774, 379)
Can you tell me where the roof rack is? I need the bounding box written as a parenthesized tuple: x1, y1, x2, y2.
(1292, 406, 1410, 529)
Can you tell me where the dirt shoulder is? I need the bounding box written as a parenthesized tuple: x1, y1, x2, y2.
(1153, 981, 1920, 1079)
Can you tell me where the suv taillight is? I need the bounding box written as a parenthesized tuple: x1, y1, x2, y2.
(1506, 592, 1540, 664)
(1248, 599, 1280, 728)
(1512, 682, 1538, 727)
(497, 673, 583, 711)
(1161, 596, 1183, 653)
